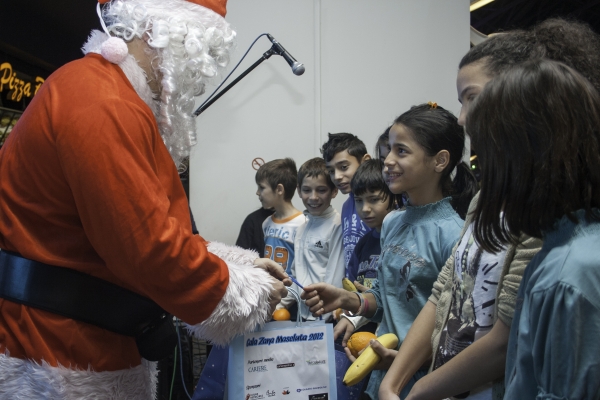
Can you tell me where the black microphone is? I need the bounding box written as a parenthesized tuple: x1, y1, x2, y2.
(266, 34, 305, 76)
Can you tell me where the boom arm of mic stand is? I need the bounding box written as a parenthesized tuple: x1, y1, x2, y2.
(193, 48, 276, 117)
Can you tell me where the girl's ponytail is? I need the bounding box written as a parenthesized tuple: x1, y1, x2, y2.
(450, 162, 478, 219)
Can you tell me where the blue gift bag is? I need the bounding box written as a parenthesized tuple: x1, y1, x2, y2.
(192, 345, 229, 400)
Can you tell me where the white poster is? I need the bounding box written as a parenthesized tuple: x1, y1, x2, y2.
(240, 323, 331, 400)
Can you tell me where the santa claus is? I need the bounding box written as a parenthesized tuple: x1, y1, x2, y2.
(0, 0, 289, 398)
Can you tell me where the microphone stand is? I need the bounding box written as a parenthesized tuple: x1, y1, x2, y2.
(193, 47, 276, 117)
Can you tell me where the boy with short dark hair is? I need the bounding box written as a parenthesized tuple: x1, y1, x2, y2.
(321, 132, 372, 274)
(347, 159, 395, 288)
(277, 157, 344, 321)
(336, 159, 396, 366)
(256, 158, 305, 273)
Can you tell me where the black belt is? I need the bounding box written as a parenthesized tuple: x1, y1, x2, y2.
(0, 250, 177, 361)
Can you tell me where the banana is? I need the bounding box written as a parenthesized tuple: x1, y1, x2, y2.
(342, 277, 357, 292)
(343, 333, 399, 386)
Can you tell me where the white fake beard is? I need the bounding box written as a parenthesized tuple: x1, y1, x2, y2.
(83, 30, 196, 169)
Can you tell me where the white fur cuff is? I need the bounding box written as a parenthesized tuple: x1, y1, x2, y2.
(186, 242, 272, 346)
(206, 241, 259, 265)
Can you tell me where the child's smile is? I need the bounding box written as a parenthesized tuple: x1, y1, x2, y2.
(384, 123, 442, 205)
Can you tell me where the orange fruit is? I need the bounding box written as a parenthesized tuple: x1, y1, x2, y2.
(347, 332, 377, 358)
(272, 308, 291, 321)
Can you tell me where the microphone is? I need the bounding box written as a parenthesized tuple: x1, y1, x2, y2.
(266, 34, 305, 76)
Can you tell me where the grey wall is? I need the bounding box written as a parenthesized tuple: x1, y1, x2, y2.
(190, 0, 470, 245)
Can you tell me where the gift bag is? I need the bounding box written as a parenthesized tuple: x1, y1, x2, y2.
(228, 320, 337, 399)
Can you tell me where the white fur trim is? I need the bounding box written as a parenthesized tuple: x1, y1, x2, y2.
(82, 30, 157, 114)
(206, 241, 259, 266)
(186, 242, 272, 346)
(0, 353, 157, 399)
(81, 29, 107, 55)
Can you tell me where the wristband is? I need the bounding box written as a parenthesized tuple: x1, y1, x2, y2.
(347, 291, 364, 317)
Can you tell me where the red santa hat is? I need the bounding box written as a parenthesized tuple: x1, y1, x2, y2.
(98, 0, 227, 17)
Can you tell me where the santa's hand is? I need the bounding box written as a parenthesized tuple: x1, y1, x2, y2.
(254, 258, 292, 286)
(267, 278, 288, 314)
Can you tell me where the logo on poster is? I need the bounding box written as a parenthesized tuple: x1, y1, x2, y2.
(297, 386, 327, 393)
(276, 363, 295, 369)
(248, 365, 268, 373)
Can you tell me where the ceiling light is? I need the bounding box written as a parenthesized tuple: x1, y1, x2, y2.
(470, 0, 495, 12)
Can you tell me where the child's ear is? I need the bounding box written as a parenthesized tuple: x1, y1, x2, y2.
(361, 154, 372, 163)
(434, 150, 450, 172)
(276, 183, 285, 196)
(331, 187, 339, 199)
(297, 185, 302, 197)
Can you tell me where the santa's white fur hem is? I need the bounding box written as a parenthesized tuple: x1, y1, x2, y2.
(0, 352, 157, 399)
(186, 242, 272, 346)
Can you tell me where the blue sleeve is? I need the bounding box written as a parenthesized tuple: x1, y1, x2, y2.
(365, 215, 393, 323)
(506, 282, 600, 399)
(347, 232, 369, 282)
(366, 269, 383, 323)
(365, 232, 384, 323)
(347, 249, 359, 283)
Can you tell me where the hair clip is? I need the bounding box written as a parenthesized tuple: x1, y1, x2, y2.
(427, 101, 438, 109)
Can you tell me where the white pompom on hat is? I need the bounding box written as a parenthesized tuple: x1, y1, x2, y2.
(100, 37, 129, 64)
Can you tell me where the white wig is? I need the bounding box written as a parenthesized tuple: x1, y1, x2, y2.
(101, 0, 236, 169)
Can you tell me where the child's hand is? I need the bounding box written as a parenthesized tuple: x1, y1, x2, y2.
(333, 317, 355, 346)
(344, 345, 358, 363)
(354, 280, 369, 293)
(369, 339, 398, 370)
(343, 339, 397, 369)
(301, 283, 346, 317)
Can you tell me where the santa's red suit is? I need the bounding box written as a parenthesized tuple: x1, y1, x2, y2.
(0, 0, 275, 398)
